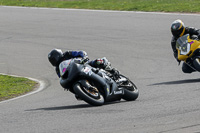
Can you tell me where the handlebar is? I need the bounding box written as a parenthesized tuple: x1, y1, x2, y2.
(74, 57, 89, 64)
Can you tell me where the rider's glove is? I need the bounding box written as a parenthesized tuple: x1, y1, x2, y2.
(80, 57, 89, 64)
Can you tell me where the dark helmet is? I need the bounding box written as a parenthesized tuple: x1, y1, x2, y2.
(48, 49, 63, 66)
(171, 19, 185, 38)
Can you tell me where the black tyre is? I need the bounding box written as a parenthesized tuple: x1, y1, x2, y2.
(119, 75, 139, 101)
(193, 58, 200, 72)
(73, 82, 104, 106)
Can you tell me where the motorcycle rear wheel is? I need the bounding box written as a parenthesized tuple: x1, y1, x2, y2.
(119, 75, 139, 101)
(73, 82, 104, 106)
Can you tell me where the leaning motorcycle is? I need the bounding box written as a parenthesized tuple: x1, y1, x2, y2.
(176, 34, 200, 71)
(58, 58, 139, 106)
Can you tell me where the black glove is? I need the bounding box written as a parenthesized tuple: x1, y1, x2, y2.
(74, 57, 89, 64)
(81, 57, 89, 64)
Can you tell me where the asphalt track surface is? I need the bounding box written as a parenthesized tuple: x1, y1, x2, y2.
(1, 6, 200, 133)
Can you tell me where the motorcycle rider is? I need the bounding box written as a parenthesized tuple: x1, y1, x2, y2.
(171, 19, 200, 73)
(48, 48, 119, 78)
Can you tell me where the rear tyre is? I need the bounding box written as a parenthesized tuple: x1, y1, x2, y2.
(119, 75, 139, 101)
(73, 82, 104, 106)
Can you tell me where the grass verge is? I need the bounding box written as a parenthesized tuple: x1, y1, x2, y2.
(0, 74, 38, 101)
(0, 0, 200, 13)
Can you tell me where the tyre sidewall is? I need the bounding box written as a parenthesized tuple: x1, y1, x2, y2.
(119, 75, 139, 101)
(193, 57, 200, 71)
(73, 83, 104, 106)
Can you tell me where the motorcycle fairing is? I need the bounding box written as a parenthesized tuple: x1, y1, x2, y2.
(82, 67, 93, 76)
(176, 34, 200, 61)
(59, 60, 72, 77)
(176, 34, 190, 55)
(81, 70, 122, 102)
(59, 59, 123, 102)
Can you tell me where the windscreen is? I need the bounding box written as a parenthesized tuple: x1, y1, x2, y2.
(176, 34, 189, 52)
(176, 34, 191, 55)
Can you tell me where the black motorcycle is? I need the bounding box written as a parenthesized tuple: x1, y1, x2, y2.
(59, 58, 139, 106)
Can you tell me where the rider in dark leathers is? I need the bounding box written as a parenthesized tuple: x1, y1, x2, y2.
(48, 49, 119, 77)
(171, 19, 200, 73)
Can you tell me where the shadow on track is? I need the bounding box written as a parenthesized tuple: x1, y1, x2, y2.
(25, 101, 126, 111)
(149, 78, 200, 86)
(26, 104, 94, 111)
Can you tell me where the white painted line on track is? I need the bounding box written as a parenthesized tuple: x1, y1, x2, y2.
(0, 73, 45, 104)
(1, 5, 200, 16)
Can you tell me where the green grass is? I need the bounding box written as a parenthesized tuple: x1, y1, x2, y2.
(0, 74, 38, 101)
(0, 0, 200, 13)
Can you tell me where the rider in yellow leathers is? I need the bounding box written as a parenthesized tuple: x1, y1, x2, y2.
(171, 19, 200, 73)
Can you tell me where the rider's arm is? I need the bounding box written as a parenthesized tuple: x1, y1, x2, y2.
(185, 27, 200, 37)
(171, 37, 179, 61)
(63, 51, 87, 59)
(55, 67, 61, 78)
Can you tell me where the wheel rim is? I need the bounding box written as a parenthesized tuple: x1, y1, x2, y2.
(119, 75, 137, 91)
(82, 85, 100, 99)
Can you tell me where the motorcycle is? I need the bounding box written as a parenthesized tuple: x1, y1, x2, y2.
(59, 58, 139, 106)
(176, 34, 200, 71)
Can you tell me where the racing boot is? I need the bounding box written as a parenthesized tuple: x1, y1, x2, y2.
(109, 68, 120, 80)
(95, 57, 120, 79)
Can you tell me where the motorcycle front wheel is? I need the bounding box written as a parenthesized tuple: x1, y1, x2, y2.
(73, 82, 104, 106)
(119, 75, 139, 101)
(193, 57, 200, 72)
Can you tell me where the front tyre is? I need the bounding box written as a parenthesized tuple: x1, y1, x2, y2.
(73, 83, 104, 106)
(193, 57, 200, 72)
(119, 75, 139, 101)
